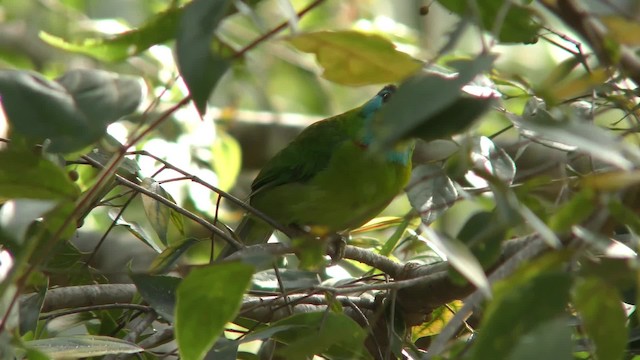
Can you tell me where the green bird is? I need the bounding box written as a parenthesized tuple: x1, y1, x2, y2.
(221, 85, 414, 259)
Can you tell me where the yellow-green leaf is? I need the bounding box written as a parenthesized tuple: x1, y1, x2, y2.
(211, 132, 241, 192)
(175, 262, 253, 360)
(601, 16, 640, 46)
(288, 31, 422, 86)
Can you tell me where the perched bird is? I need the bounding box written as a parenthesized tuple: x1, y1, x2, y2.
(220, 85, 414, 260)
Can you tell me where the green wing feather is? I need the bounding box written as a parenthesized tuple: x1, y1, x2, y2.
(250, 109, 360, 197)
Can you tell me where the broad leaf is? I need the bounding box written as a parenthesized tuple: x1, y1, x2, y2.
(437, 0, 540, 44)
(0, 150, 79, 201)
(175, 262, 253, 360)
(471, 260, 571, 360)
(109, 209, 164, 253)
(271, 312, 370, 359)
(573, 277, 627, 360)
(375, 54, 497, 147)
(148, 238, 199, 275)
(406, 164, 458, 225)
(0, 69, 142, 153)
(288, 30, 422, 85)
(176, 0, 233, 115)
(140, 178, 184, 246)
(465, 136, 516, 188)
(131, 273, 181, 322)
(507, 317, 572, 360)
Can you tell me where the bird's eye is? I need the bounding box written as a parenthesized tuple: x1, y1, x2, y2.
(380, 85, 396, 103)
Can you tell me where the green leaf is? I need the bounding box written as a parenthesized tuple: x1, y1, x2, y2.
(470, 256, 571, 360)
(19, 278, 47, 335)
(375, 54, 497, 147)
(406, 164, 458, 225)
(175, 262, 254, 360)
(601, 16, 640, 46)
(211, 132, 242, 192)
(39, 6, 182, 62)
(0, 150, 79, 201)
(288, 30, 422, 85)
(271, 312, 370, 359)
(507, 316, 572, 360)
(573, 277, 627, 360)
(420, 226, 491, 298)
(547, 189, 595, 233)
(27, 335, 143, 358)
(140, 178, 184, 246)
(0, 69, 142, 153)
(467, 136, 516, 187)
(437, 0, 540, 44)
(131, 273, 181, 322)
(109, 209, 164, 253)
(176, 0, 233, 116)
(457, 211, 504, 268)
(148, 238, 199, 275)
(379, 215, 412, 256)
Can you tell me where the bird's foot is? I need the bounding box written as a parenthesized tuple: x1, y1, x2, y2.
(326, 233, 348, 265)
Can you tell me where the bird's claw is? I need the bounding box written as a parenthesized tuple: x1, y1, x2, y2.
(327, 233, 348, 265)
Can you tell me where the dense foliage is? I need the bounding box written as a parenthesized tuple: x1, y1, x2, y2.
(1, 0, 640, 359)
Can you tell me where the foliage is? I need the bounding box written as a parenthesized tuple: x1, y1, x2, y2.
(1, 0, 640, 359)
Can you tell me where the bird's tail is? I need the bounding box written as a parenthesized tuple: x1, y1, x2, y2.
(218, 215, 273, 260)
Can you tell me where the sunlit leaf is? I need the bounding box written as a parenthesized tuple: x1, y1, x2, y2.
(420, 225, 491, 298)
(288, 30, 422, 85)
(601, 16, 640, 46)
(465, 136, 516, 188)
(109, 209, 164, 253)
(0, 150, 80, 201)
(406, 164, 458, 225)
(27, 335, 142, 358)
(175, 262, 253, 360)
(543, 68, 609, 104)
(547, 190, 595, 233)
(582, 170, 640, 191)
(211, 132, 242, 192)
(39, 6, 182, 62)
(140, 178, 184, 246)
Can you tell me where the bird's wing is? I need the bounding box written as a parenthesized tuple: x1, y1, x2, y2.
(250, 110, 358, 197)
